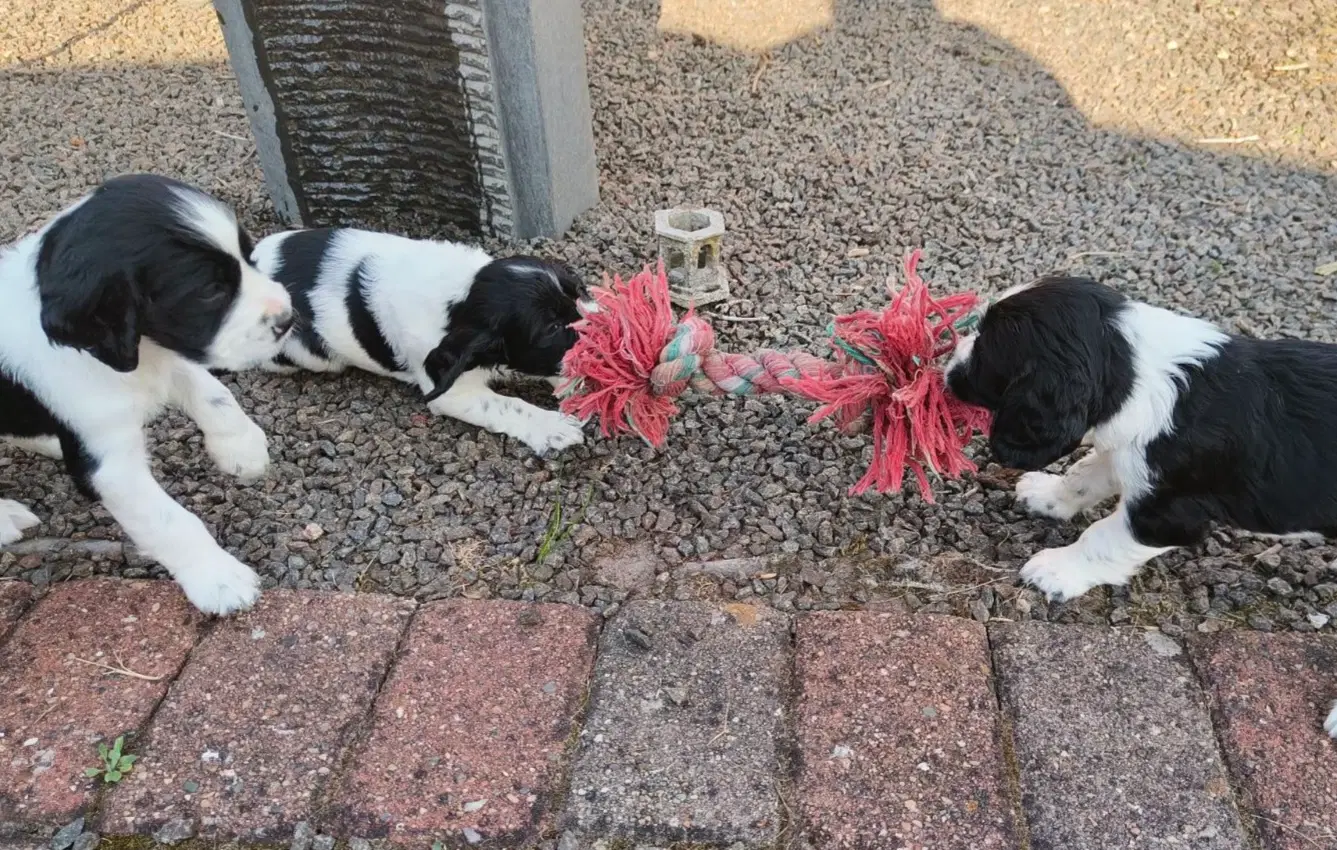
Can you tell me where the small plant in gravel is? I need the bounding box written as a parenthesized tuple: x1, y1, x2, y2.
(536, 483, 594, 564)
(85, 735, 137, 784)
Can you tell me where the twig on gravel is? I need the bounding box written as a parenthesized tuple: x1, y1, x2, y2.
(882, 579, 949, 593)
(213, 130, 251, 143)
(749, 52, 772, 94)
(1196, 135, 1260, 145)
(71, 652, 163, 682)
(712, 314, 769, 323)
(1272, 63, 1311, 72)
(1234, 317, 1265, 338)
(866, 79, 895, 91)
(1187, 196, 1251, 211)
(1252, 815, 1327, 848)
(938, 577, 1013, 597)
(1068, 250, 1145, 260)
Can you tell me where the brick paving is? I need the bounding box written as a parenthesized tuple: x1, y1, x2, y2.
(795, 612, 1015, 850)
(334, 601, 598, 848)
(992, 623, 1247, 850)
(1189, 631, 1337, 850)
(0, 578, 1332, 849)
(0, 580, 200, 829)
(100, 590, 414, 843)
(562, 601, 791, 848)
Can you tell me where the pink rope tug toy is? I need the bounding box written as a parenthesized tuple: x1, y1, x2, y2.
(557, 250, 992, 502)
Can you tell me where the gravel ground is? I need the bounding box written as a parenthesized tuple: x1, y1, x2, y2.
(2, 0, 1336, 637)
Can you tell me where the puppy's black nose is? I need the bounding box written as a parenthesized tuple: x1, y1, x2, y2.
(273, 311, 295, 338)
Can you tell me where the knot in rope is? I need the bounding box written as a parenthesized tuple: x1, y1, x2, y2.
(650, 316, 839, 400)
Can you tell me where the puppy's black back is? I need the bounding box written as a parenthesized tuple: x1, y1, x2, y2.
(1143, 336, 1337, 538)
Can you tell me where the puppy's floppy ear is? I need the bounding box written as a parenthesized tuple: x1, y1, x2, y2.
(989, 366, 1090, 470)
(39, 267, 142, 373)
(422, 330, 504, 403)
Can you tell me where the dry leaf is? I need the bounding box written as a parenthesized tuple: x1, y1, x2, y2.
(722, 602, 758, 626)
(1315, 260, 1337, 276)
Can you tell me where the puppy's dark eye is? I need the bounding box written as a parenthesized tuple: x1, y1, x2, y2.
(196, 286, 229, 307)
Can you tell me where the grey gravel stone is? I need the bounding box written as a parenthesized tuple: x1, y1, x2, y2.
(48, 818, 82, 850)
(289, 821, 314, 850)
(70, 833, 98, 850)
(152, 819, 195, 846)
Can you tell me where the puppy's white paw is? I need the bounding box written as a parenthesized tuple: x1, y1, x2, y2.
(1020, 547, 1101, 602)
(1016, 472, 1081, 520)
(0, 499, 41, 546)
(1325, 701, 1337, 739)
(206, 421, 270, 482)
(174, 551, 261, 616)
(522, 412, 585, 456)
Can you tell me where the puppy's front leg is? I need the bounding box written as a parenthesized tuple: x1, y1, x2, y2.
(87, 432, 260, 614)
(1015, 449, 1120, 520)
(1019, 505, 1173, 601)
(419, 368, 584, 456)
(169, 361, 270, 481)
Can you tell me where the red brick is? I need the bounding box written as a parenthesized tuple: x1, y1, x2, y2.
(795, 612, 1016, 849)
(334, 600, 598, 847)
(1190, 631, 1337, 850)
(100, 590, 414, 843)
(0, 579, 201, 826)
(0, 582, 34, 638)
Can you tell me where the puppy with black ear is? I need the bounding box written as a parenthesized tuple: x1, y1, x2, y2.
(948, 275, 1337, 739)
(1, 174, 294, 614)
(947, 276, 1337, 597)
(251, 228, 593, 456)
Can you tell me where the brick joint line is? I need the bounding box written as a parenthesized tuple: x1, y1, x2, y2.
(310, 599, 422, 832)
(532, 611, 604, 847)
(74, 608, 218, 838)
(773, 617, 804, 850)
(1178, 637, 1268, 850)
(983, 624, 1033, 850)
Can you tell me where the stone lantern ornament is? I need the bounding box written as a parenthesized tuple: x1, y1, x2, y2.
(655, 208, 730, 308)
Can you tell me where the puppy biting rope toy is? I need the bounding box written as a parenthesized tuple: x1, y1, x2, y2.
(556, 250, 992, 502)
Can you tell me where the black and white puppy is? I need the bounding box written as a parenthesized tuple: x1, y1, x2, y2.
(0, 174, 293, 614)
(946, 277, 1337, 738)
(251, 228, 593, 455)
